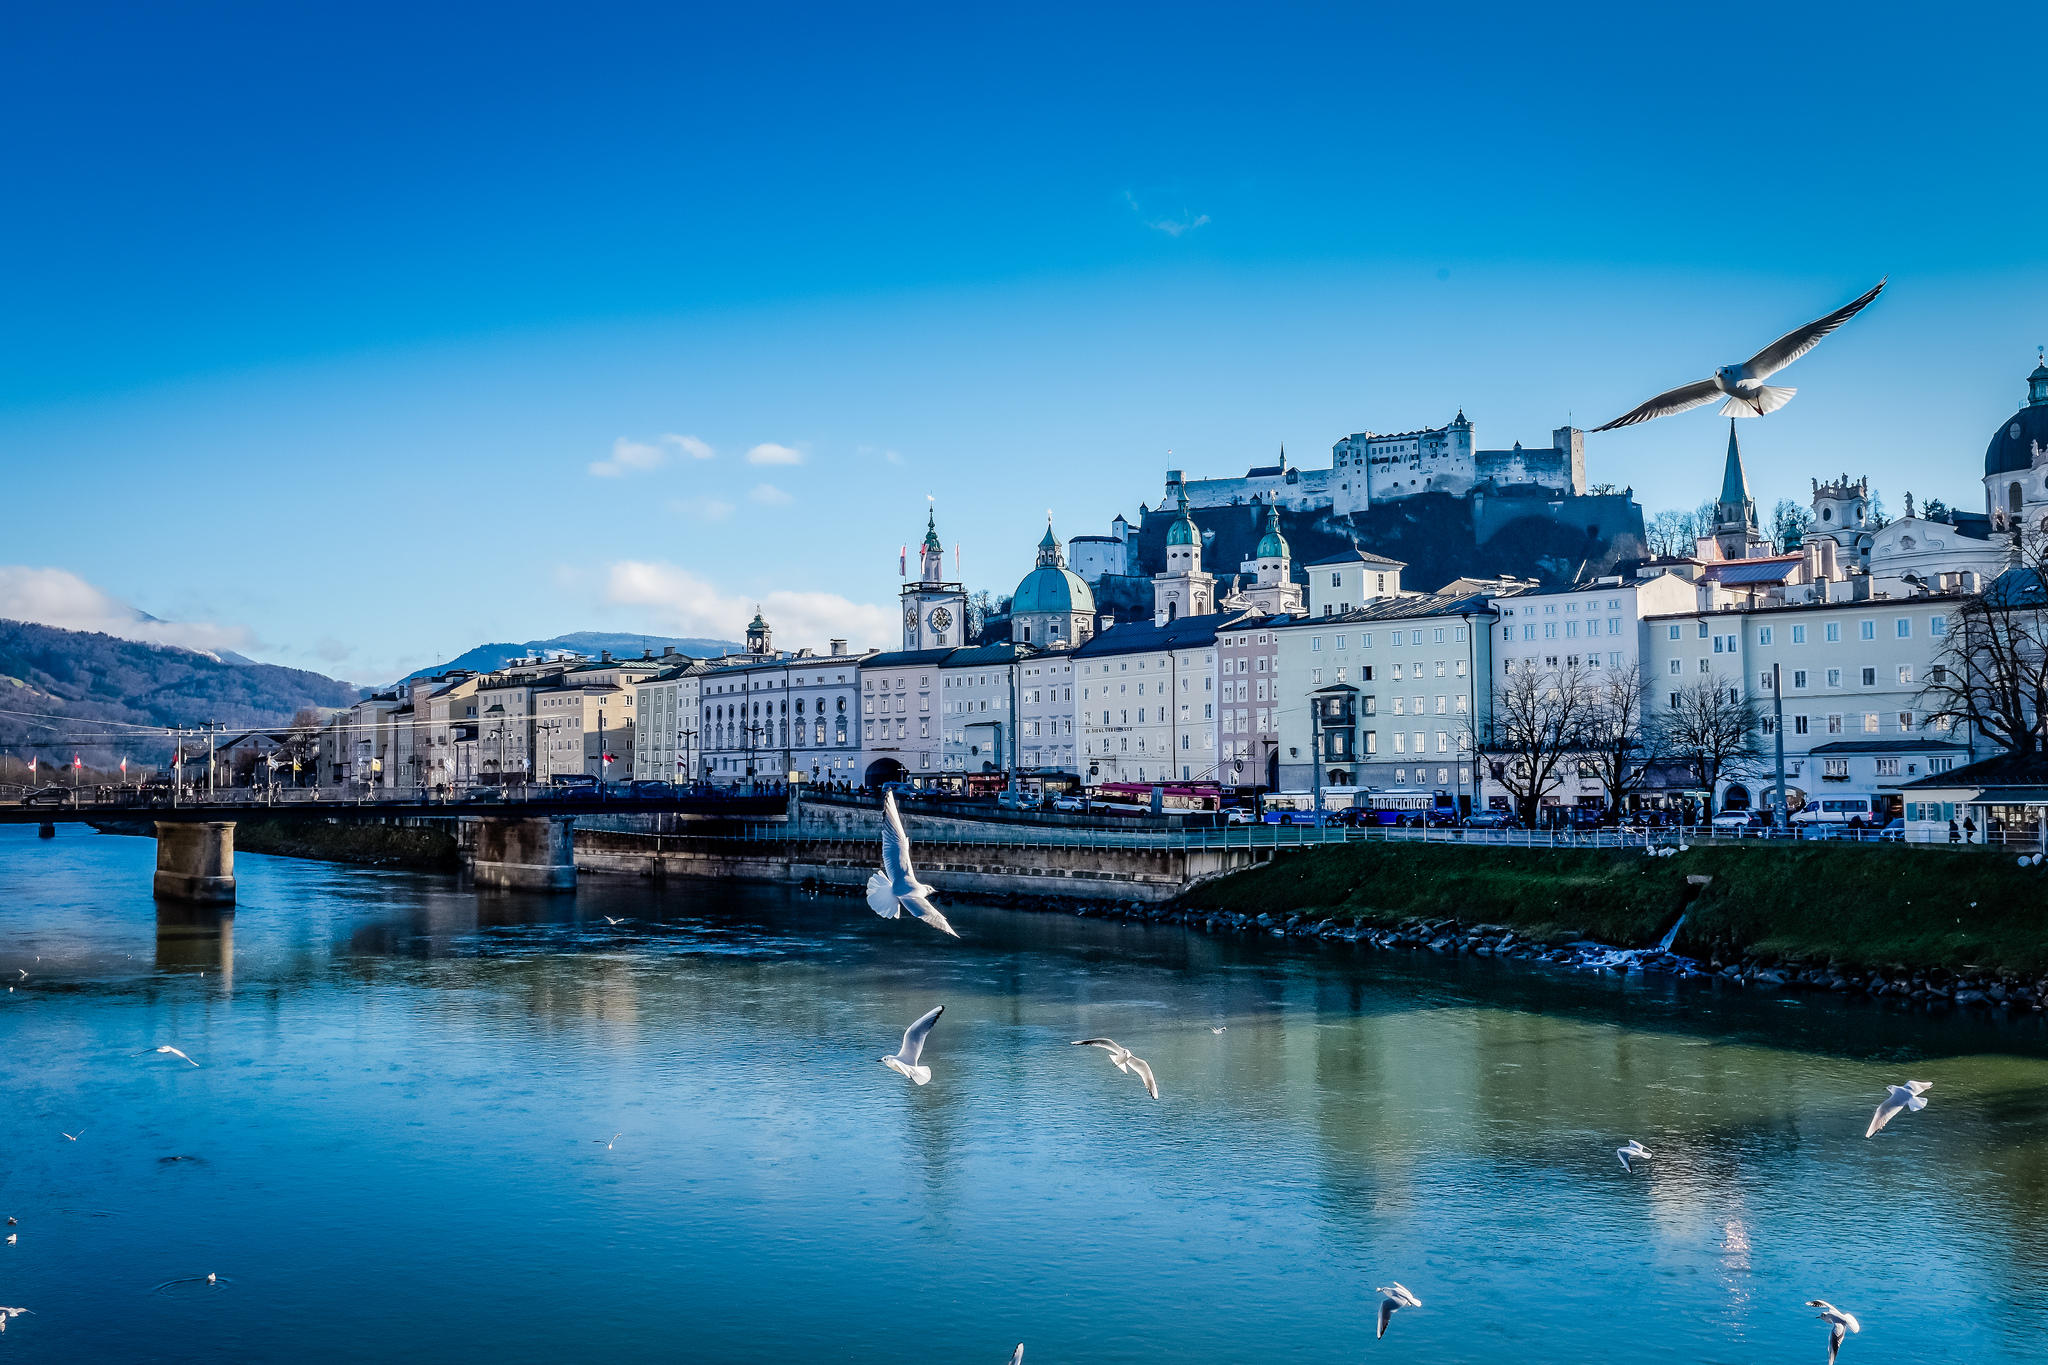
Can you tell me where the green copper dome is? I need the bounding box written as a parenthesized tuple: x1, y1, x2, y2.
(1165, 489, 1198, 546)
(1013, 522, 1095, 616)
(922, 509, 944, 554)
(1255, 503, 1289, 560)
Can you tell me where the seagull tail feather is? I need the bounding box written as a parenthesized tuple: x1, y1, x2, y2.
(1721, 385, 1795, 418)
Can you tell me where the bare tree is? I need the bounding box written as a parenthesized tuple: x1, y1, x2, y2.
(1475, 661, 1592, 825)
(1578, 665, 1660, 819)
(1645, 509, 1696, 559)
(1918, 548, 2048, 759)
(1660, 678, 1763, 818)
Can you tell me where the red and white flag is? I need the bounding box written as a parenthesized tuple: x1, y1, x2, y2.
(72, 755, 81, 770)
(26, 757, 35, 776)
(120, 758, 128, 775)
(899, 545, 907, 577)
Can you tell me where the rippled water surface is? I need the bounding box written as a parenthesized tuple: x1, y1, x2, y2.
(3, 824, 2047, 1363)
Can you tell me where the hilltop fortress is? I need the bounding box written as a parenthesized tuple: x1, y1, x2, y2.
(1067, 414, 1635, 603)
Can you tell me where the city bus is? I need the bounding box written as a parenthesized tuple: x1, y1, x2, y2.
(1090, 781, 1224, 815)
(1360, 787, 1460, 826)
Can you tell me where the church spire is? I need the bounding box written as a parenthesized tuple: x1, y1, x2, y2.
(1719, 419, 1751, 508)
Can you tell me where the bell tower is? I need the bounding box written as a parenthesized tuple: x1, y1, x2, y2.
(899, 508, 968, 650)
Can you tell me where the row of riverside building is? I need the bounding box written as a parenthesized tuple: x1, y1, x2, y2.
(314, 356, 2048, 824)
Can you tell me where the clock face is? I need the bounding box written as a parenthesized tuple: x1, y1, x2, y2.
(903, 607, 919, 631)
(928, 607, 953, 633)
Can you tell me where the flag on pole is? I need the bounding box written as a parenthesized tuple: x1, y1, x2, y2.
(120, 758, 128, 776)
(899, 545, 907, 577)
(72, 754, 81, 770)
(27, 756, 36, 777)
(954, 544, 960, 574)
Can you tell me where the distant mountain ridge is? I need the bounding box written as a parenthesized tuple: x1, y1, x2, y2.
(403, 631, 744, 682)
(0, 618, 360, 766)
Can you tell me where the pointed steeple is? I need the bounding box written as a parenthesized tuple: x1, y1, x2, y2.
(1165, 486, 1198, 546)
(1720, 419, 1751, 507)
(1036, 520, 1061, 567)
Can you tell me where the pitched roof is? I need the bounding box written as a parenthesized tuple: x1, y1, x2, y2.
(1274, 591, 1503, 628)
(1072, 610, 1247, 659)
(1901, 752, 2048, 790)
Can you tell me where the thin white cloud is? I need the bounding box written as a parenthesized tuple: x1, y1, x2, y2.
(884, 449, 905, 465)
(0, 566, 254, 659)
(590, 436, 665, 478)
(1124, 190, 1210, 237)
(606, 561, 892, 653)
(590, 432, 714, 476)
(745, 442, 804, 466)
(668, 496, 735, 523)
(748, 482, 792, 506)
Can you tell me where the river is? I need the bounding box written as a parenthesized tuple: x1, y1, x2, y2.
(1, 824, 2045, 1363)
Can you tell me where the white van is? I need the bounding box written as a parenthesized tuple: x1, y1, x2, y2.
(1789, 794, 1885, 827)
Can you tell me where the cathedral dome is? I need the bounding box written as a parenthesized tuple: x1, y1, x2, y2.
(1986, 356, 2048, 477)
(1254, 503, 1289, 560)
(1013, 563, 1095, 616)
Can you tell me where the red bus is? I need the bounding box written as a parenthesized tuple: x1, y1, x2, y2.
(1090, 781, 1225, 814)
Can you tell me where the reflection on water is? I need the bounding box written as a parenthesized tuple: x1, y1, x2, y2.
(2, 823, 2047, 1364)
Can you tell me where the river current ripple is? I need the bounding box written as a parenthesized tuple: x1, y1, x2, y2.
(1, 825, 2046, 1363)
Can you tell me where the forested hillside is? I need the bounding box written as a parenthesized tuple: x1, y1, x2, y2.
(0, 619, 359, 766)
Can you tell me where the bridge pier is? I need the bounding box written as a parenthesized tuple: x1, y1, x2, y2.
(156, 901, 235, 987)
(37, 821, 54, 839)
(153, 821, 237, 905)
(471, 815, 578, 892)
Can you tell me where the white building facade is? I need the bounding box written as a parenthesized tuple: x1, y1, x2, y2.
(1073, 614, 1232, 787)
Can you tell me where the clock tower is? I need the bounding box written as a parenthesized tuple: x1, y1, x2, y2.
(900, 509, 968, 650)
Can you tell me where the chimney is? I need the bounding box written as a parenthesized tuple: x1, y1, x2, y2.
(643, 649, 653, 659)
(830, 638, 847, 655)
(600, 650, 613, 662)
(662, 646, 675, 658)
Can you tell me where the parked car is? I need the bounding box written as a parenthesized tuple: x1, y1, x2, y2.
(1463, 810, 1518, 829)
(1051, 794, 1089, 812)
(1710, 811, 1754, 831)
(22, 785, 74, 806)
(1800, 821, 1848, 841)
(461, 786, 504, 803)
(1877, 817, 1907, 842)
(1222, 806, 1254, 825)
(628, 780, 676, 799)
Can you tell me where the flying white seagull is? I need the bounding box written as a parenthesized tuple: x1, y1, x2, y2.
(0, 1307, 30, 1332)
(1865, 1079, 1932, 1137)
(1593, 279, 1886, 430)
(881, 1005, 944, 1085)
(1616, 1139, 1653, 1172)
(1806, 1300, 1860, 1364)
(868, 792, 957, 937)
(1375, 1282, 1422, 1339)
(1071, 1038, 1160, 1099)
(1007, 1346, 1023, 1365)
(143, 1045, 199, 1066)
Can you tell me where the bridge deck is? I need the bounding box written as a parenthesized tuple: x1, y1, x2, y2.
(0, 792, 789, 824)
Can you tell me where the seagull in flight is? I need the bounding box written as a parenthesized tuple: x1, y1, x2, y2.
(1806, 1300, 1860, 1364)
(1375, 1282, 1422, 1339)
(60, 1130, 83, 1142)
(1866, 1080, 1932, 1137)
(881, 1005, 944, 1086)
(143, 1045, 199, 1066)
(1210, 1026, 1227, 1034)
(1616, 1139, 1653, 1172)
(601, 916, 625, 927)
(1593, 279, 1886, 430)
(1007, 1346, 1023, 1365)
(867, 792, 956, 937)
(1072, 1038, 1160, 1099)
(0, 1307, 30, 1332)
(594, 1133, 621, 1149)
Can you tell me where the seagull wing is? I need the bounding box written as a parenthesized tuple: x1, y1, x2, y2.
(1073, 1038, 1127, 1061)
(1866, 1094, 1907, 1137)
(1591, 377, 1723, 432)
(160, 1046, 198, 1065)
(1125, 1054, 1160, 1099)
(902, 892, 958, 938)
(1009, 1346, 1023, 1365)
(880, 792, 917, 887)
(1376, 1298, 1396, 1339)
(1827, 1322, 1846, 1365)
(1905, 1079, 1933, 1096)
(897, 1005, 943, 1067)
(1743, 278, 1886, 380)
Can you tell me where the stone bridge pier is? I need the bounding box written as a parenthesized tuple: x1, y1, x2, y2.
(153, 821, 237, 905)
(470, 815, 578, 891)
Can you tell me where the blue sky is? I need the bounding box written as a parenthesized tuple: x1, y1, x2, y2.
(3, 2, 2045, 682)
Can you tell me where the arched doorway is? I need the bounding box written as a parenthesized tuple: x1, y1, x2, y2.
(2011, 481, 2024, 517)
(864, 758, 907, 789)
(1722, 783, 1751, 811)
(1266, 750, 1279, 791)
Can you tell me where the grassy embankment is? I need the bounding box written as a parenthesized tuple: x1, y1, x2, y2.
(233, 818, 460, 870)
(1176, 841, 2048, 975)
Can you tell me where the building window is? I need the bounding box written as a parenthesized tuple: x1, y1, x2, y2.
(1792, 625, 1807, 644)
(1861, 667, 1876, 687)
(1759, 626, 1773, 645)
(1825, 623, 1841, 643)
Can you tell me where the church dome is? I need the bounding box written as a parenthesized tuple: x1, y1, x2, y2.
(1255, 503, 1289, 560)
(1013, 563, 1095, 616)
(1986, 355, 2048, 477)
(1164, 488, 1198, 546)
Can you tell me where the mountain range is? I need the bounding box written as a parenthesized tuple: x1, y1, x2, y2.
(0, 618, 361, 768)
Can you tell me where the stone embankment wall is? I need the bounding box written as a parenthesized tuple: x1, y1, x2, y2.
(575, 829, 1259, 904)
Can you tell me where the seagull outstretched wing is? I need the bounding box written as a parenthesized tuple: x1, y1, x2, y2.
(1124, 1054, 1160, 1100)
(901, 892, 958, 938)
(1592, 377, 1722, 432)
(1743, 278, 1886, 380)
(897, 1005, 943, 1069)
(881, 792, 916, 888)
